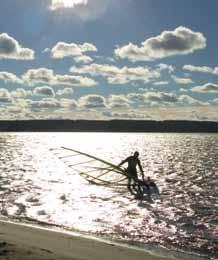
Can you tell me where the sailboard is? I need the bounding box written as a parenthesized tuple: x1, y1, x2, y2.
(52, 147, 130, 187)
(51, 147, 160, 199)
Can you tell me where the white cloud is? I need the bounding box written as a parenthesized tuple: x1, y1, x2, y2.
(59, 98, 78, 108)
(172, 75, 194, 84)
(115, 26, 206, 62)
(74, 55, 93, 64)
(127, 91, 211, 109)
(0, 71, 22, 84)
(0, 88, 13, 103)
(56, 87, 74, 96)
(191, 83, 218, 93)
(22, 68, 54, 85)
(56, 74, 97, 87)
(31, 98, 61, 110)
(127, 92, 178, 106)
(51, 0, 88, 10)
(22, 68, 97, 87)
(153, 81, 169, 86)
(0, 99, 34, 119)
(79, 94, 106, 108)
(102, 110, 151, 120)
(127, 93, 147, 103)
(183, 65, 218, 75)
(179, 88, 189, 93)
(178, 94, 208, 106)
(156, 63, 175, 73)
(50, 42, 97, 59)
(145, 92, 178, 104)
(70, 63, 160, 84)
(211, 98, 218, 104)
(33, 86, 55, 96)
(0, 33, 34, 60)
(50, 0, 111, 22)
(11, 88, 32, 98)
(107, 95, 131, 108)
(16, 98, 31, 108)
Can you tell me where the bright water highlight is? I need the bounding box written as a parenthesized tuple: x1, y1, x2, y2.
(0, 133, 217, 259)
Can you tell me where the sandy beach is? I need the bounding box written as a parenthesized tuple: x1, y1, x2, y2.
(0, 220, 176, 260)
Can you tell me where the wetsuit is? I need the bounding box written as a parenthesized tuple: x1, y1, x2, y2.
(119, 156, 144, 195)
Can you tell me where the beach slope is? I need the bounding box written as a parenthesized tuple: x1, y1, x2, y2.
(0, 220, 174, 260)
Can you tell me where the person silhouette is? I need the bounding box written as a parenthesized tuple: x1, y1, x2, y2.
(118, 151, 144, 195)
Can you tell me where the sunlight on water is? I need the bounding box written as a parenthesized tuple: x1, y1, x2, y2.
(0, 132, 217, 260)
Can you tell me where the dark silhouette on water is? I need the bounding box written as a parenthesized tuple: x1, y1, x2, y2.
(138, 177, 160, 196)
(118, 151, 146, 196)
(118, 152, 160, 200)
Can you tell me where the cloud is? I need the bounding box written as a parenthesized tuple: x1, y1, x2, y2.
(50, 0, 111, 22)
(59, 98, 78, 108)
(33, 86, 55, 96)
(15, 98, 31, 108)
(51, 0, 88, 10)
(22, 68, 54, 85)
(127, 92, 178, 106)
(191, 83, 218, 93)
(179, 88, 189, 93)
(156, 63, 175, 73)
(0, 98, 34, 120)
(0, 88, 13, 103)
(172, 75, 194, 84)
(107, 95, 131, 108)
(50, 42, 97, 59)
(0, 33, 34, 60)
(153, 81, 169, 86)
(126, 93, 147, 103)
(211, 98, 218, 104)
(178, 94, 208, 106)
(56, 87, 74, 96)
(22, 68, 97, 87)
(0, 71, 22, 84)
(74, 55, 93, 64)
(115, 26, 206, 62)
(102, 105, 218, 121)
(127, 91, 210, 108)
(56, 74, 97, 87)
(70, 63, 160, 84)
(79, 94, 106, 108)
(102, 110, 151, 120)
(31, 98, 61, 110)
(11, 88, 32, 98)
(145, 92, 178, 104)
(183, 65, 218, 75)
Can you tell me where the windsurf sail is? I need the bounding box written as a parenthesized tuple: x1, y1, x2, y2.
(51, 147, 129, 187)
(51, 147, 160, 199)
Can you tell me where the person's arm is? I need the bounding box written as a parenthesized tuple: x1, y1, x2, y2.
(137, 159, 144, 180)
(118, 157, 128, 167)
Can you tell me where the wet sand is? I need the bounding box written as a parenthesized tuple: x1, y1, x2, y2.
(0, 220, 175, 260)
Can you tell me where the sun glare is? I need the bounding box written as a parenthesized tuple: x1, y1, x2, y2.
(51, 0, 88, 9)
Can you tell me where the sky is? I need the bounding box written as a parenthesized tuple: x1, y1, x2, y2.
(0, 0, 217, 121)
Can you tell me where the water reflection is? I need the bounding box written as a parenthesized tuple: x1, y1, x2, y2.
(0, 133, 217, 259)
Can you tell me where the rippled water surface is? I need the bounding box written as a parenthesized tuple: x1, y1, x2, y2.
(0, 133, 217, 259)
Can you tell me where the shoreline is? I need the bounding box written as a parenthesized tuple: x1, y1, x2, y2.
(0, 219, 177, 260)
(0, 119, 217, 133)
(0, 218, 211, 260)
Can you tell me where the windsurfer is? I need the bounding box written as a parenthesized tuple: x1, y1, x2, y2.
(118, 151, 145, 195)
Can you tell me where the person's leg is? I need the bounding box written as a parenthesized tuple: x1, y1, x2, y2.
(127, 177, 133, 194)
(128, 177, 140, 196)
(136, 180, 144, 197)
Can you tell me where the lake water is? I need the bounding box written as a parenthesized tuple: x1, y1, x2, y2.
(0, 132, 217, 260)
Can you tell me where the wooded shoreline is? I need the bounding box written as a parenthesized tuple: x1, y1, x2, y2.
(0, 120, 217, 132)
